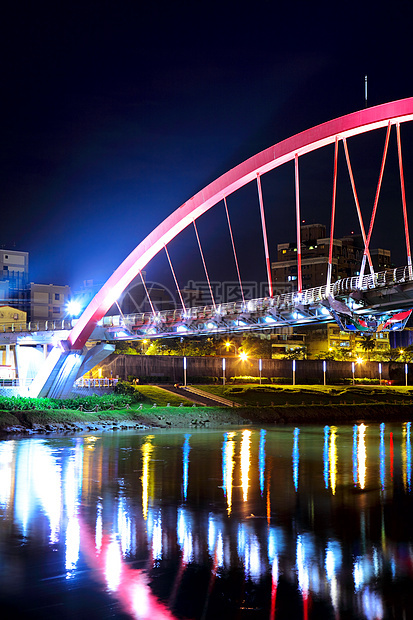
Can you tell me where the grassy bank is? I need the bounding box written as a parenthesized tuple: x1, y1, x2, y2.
(1, 384, 413, 435)
(197, 384, 413, 407)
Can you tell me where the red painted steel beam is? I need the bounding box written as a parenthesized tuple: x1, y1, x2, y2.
(68, 98, 413, 350)
(327, 137, 339, 290)
(294, 154, 302, 293)
(256, 174, 274, 298)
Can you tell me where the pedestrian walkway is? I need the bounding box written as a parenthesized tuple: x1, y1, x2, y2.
(182, 385, 241, 407)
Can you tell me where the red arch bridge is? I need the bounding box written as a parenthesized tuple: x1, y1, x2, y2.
(3, 97, 413, 397)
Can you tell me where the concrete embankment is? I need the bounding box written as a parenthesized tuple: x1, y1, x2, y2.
(1, 403, 413, 436)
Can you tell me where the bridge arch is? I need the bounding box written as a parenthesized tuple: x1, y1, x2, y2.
(68, 97, 413, 350)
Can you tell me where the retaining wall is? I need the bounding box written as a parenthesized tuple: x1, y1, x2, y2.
(98, 354, 408, 384)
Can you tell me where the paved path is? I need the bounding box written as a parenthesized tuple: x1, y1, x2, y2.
(159, 384, 240, 407)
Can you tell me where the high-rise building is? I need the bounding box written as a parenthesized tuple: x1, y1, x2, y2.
(271, 223, 392, 291)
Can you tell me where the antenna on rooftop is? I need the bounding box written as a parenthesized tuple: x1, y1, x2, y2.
(365, 75, 368, 108)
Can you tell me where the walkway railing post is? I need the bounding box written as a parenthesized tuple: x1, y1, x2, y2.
(222, 358, 226, 386)
(259, 358, 262, 385)
(352, 362, 355, 386)
(379, 362, 382, 385)
(292, 359, 296, 386)
(405, 362, 408, 387)
(323, 360, 327, 386)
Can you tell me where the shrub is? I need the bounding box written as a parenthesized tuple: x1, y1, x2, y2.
(343, 377, 380, 385)
(0, 393, 139, 412)
(230, 376, 270, 384)
(113, 381, 142, 401)
(0, 396, 59, 411)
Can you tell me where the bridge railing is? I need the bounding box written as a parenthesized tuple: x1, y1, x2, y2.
(94, 264, 413, 333)
(0, 378, 33, 387)
(332, 265, 413, 296)
(2, 265, 413, 337)
(74, 378, 119, 388)
(0, 319, 74, 334)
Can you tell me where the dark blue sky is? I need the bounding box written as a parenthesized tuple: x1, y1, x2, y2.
(1, 1, 413, 294)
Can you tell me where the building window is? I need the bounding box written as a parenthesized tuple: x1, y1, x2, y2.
(55, 293, 60, 300)
(53, 307, 60, 314)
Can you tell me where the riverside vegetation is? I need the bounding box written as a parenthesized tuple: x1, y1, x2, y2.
(1, 382, 413, 435)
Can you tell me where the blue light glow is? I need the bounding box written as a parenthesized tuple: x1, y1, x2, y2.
(323, 426, 330, 489)
(380, 423, 385, 491)
(259, 429, 266, 495)
(293, 428, 300, 491)
(66, 300, 82, 317)
(183, 434, 191, 501)
(264, 315, 277, 323)
(353, 425, 358, 486)
(176, 325, 188, 333)
(325, 539, 342, 581)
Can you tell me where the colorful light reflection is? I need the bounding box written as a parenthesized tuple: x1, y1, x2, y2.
(241, 429, 251, 502)
(222, 431, 235, 515)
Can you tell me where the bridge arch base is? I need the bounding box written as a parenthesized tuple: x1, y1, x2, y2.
(26, 342, 115, 399)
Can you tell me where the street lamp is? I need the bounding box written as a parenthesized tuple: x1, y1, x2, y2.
(224, 341, 237, 355)
(239, 351, 248, 362)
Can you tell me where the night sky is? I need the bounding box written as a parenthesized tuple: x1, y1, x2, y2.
(2, 1, 413, 299)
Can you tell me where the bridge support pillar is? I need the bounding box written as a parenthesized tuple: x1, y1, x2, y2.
(27, 342, 115, 399)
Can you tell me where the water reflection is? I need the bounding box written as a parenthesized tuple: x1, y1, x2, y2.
(222, 431, 235, 515)
(240, 428, 251, 502)
(1, 424, 413, 618)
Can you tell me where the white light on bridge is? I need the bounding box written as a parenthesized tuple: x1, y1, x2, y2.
(66, 300, 82, 317)
(176, 325, 189, 333)
(264, 316, 277, 323)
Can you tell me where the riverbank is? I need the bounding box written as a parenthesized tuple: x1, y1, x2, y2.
(1, 402, 413, 436)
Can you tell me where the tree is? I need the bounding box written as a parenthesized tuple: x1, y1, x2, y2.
(284, 346, 307, 360)
(314, 350, 335, 361)
(360, 335, 375, 361)
(239, 333, 272, 359)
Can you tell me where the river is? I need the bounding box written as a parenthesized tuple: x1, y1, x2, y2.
(0, 422, 412, 618)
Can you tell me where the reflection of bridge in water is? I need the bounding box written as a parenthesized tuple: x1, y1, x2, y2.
(0, 425, 412, 618)
(2, 98, 413, 397)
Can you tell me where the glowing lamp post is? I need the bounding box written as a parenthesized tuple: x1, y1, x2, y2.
(292, 359, 296, 386)
(323, 360, 327, 386)
(352, 361, 355, 386)
(406, 363, 408, 387)
(183, 356, 187, 387)
(222, 358, 226, 386)
(379, 362, 382, 385)
(259, 358, 262, 385)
